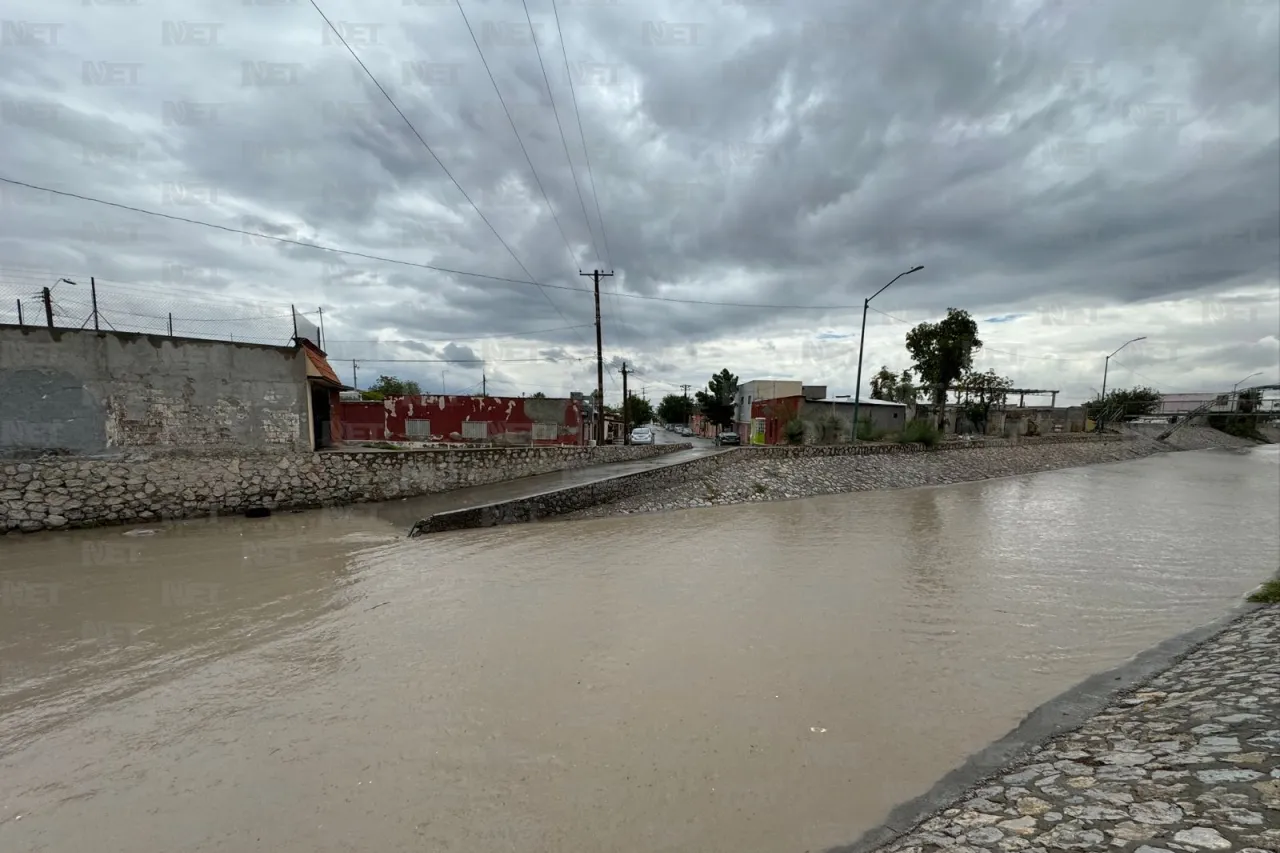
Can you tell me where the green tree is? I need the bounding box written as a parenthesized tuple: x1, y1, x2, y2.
(363, 374, 422, 400)
(957, 368, 1013, 435)
(1084, 386, 1161, 421)
(1237, 388, 1262, 414)
(695, 369, 740, 430)
(623, 394, 654, 425)
(531, 391, 547, 399)
(869, 366, 918, 404)
(657, 393, 694, 425)
(905, 308, 983, 428)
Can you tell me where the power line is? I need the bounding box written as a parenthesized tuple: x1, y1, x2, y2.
(520, 0, 600, 270)
(305, 0, 583, 335)
(324, 323, 593, 344)
(335, 356, 588, 365)
(0, 177, 870, 311)
(864, 305, 1091, 362)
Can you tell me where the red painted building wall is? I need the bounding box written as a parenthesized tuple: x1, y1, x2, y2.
(750, 396, 803, 445)
(338, 395, 583, 446)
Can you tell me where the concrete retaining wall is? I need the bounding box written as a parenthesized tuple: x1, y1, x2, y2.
(1, 443, 685, 533)
(0, 325, 310, 457)
(413, 449, 746, 535)
(412, 435, 1132, 535)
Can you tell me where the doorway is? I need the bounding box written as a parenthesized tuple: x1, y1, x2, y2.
(311, 384, 332, 450)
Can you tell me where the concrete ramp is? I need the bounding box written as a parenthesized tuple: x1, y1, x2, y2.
(409, 447, 740, 536)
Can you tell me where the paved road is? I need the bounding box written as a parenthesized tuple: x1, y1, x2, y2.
(364, 439, 725, 530)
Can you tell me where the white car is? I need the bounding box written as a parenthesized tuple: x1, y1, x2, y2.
(629, 427, 655, 445)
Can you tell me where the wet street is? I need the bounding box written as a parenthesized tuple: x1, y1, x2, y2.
(1, 446, 1278, 852)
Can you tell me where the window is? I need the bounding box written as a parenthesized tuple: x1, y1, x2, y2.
(532, 423, 558, 441)
(461, 421, 488, 439)
(405, 419, 431, 437)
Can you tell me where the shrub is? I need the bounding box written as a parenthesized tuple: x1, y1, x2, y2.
(898, 419, 941, 447)
(783, 418, 806, 445)
(1247, 576, 1280, 604)
(854, 418, 884, 441)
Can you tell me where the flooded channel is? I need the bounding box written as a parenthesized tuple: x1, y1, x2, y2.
(1, 446, 1278, 852)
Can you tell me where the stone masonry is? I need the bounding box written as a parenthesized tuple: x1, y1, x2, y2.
(864, 604, 1280, 853)
(1, 443, 685, 533)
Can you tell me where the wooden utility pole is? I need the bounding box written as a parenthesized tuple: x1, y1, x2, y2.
(482, 373, 486, 396)
(681, 384, 691, 427)
(42, 287, 53, 329)
(90, 277, 100, 331)
(16, 299, 23, 327)
(580, 269, 614, 444)
(621, 361, 629, 442)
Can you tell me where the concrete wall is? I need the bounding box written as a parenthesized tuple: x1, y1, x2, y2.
(0, 326, 308, 458)
(1, 442, 684, 533)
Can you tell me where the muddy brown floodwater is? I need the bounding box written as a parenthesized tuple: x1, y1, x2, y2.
(1, 446, 1278, 852)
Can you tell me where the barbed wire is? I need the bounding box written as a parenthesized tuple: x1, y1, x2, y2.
(0, 275, 313, 346)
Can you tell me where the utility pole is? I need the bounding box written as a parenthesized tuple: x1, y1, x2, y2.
(352, 360, 358, 390)
(89, 277, 100, 331)
(681, 384, 691, 427)
(317, 306, 325, 350)
(482, 373, 486, 396)
(16, 299, 23, 327)
(580, 269, 614, 445)
(621, 361, 629, 442)
(42, 287, 54, 329)
(852, 265, 924, 441)
(1097, 336, 1145, 432)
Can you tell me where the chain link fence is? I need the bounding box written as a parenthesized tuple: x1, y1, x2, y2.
(0, 271, 317, 347)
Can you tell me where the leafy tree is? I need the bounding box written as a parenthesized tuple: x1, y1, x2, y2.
(1237, 388, 1262, 414)
(622, 394, 654, 425)
(657, 393, 694, 425)
(695, 369, 740, 430)
(905, 308, 983, 428)
(869, 366, 918, 404)
(531, 391, 547, 399)
(1084, 386, 1161, 421)
(958, 368, 1013, 435)
(366, 374, 422, 398)
(783, 418, 806, 444)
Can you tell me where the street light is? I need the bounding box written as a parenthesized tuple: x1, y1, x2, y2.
(852, 265, 924, 442)
(1233, 371, 1262, 412)
(1097, 336, 1146, 431)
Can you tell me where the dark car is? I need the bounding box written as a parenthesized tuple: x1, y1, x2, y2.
(714, 431, 741, 446)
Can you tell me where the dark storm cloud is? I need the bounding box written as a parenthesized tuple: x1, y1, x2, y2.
(0, 0, 1275, 404)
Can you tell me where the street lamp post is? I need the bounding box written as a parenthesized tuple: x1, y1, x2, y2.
(1097, 336, 1146, 431)
(1232, 372, 1262, 412)
(852, 265, 924, 442)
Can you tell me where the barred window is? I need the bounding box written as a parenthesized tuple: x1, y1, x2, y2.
(405, 419, 431, 437)
(461, 421, 488, 439)
(532, 423, 558, 441)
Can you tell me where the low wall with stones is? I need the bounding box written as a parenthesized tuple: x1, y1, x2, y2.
(413, 449, 747, 535)
(1, 443, 687, 533)
(412, 436, 1134, 534)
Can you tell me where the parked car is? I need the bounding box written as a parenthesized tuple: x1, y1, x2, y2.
(714, 431, 741, 446)
(629, 427, 655, 445)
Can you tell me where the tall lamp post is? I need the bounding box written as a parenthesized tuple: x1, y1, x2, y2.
(1232, 372, 1261, 412)
(1097, 336, 1145, 431)
(852, 265, 924, 442)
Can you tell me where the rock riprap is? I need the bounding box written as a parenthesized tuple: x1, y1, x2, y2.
(869, 606, 1280, 853)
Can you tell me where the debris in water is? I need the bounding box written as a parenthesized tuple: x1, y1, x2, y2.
(810, 727, 826, 733)
(122, 529, 157, 537)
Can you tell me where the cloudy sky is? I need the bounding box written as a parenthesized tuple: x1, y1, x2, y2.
(1, 0, 1277, 405)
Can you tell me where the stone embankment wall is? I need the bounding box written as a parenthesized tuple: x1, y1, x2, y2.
(414, 435, 1133, 533)
(1, 443, 685, 533)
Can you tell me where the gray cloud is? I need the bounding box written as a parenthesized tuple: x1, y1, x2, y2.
(0, 0, 1276, 405)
